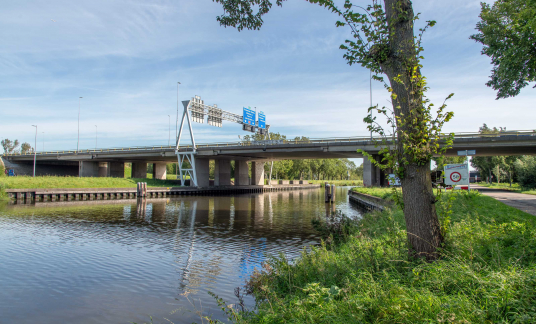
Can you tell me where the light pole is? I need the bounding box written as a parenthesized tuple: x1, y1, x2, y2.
(32, 125, 37, 177)
(176, 82, 181, 179)
(95, 125, 97, 149)
(176, 82, 181, 140)
(42, 132, 44, 152)
(369, 70, 372, 140)
(168, 115, 171, 146)
(77, 97, 82, 152)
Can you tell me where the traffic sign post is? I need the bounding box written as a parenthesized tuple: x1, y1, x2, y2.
(457, 150, 476, 191)
(444, 164, 470, 189)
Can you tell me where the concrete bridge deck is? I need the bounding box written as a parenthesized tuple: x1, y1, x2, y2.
(2, 130, 535, 187)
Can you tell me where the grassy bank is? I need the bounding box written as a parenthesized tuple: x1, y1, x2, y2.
(0, 176, 181, 189)
(477, 182, 536, 196)
(306, 179, 363, 186)
(224, 190, 536, 323)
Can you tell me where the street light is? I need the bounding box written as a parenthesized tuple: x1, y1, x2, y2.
(168, 115, 171, 146)
(176, 82, 181, 140)
(369, 70, 372, 140)
(77, 97, 83, 152)
(42, 132, 44, 152)
(95, 125, 97, 149)
(32, 125, 37, 177)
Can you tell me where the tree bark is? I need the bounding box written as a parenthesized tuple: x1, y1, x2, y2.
(381, 0, 443, 260)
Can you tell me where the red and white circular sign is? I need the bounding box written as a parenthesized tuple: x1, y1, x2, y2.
(450, 172, 462, 182)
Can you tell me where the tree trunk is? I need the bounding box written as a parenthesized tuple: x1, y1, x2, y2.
(381, 0, 443, 261)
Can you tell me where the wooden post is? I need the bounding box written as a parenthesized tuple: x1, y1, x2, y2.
(331, 184, 336, 203)
(324, 182, 330, 203)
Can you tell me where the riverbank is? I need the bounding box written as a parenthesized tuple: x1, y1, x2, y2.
(0, 176, 180, 189)
(228, 188, 536, 323)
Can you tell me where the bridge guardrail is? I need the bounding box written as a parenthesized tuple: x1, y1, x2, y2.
(2, 130, 535, 157)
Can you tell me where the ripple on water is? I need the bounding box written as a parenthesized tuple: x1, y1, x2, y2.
(0, 187, 361, 324)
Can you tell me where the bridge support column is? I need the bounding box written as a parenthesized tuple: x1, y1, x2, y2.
(107, 162, 125, 178)
(252, 161, 265, 186)
(214, 159, 231, 186)
(194, 159, 210, 187)
(79, 161, 99, 177)
(234, 160, 249, 186)
(153, 163, 167, 180)
(132, 162, 147, 178)
(98, 162, 108, 177)
(363, 155, 388, 187)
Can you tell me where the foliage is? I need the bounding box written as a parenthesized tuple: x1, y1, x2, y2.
(20, 142, 33, 154)
(471, 124, 519, 184)
(1, 138, 20, 154)
(470, 0, 536, 99)
(514, 156, 536, 189)
(241, 132, 362, 180)
(226, 191, 536, 323)
(0, 176, 181, 189)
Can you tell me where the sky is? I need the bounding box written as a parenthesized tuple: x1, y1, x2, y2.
(1, 0, 534, 158)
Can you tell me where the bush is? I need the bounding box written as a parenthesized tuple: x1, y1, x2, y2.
(514, 156, 536, 189)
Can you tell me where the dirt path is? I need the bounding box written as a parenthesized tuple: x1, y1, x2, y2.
(472, 185, 536, 216)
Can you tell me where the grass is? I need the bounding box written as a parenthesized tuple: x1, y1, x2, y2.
(351, 186, 399, 200)
(477, 182, 536, 196)
(304, 179, 364, 186)
(0, 176, 181, 189)
(221, 190, 536, 323)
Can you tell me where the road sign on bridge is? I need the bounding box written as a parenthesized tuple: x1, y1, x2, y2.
(243, 107, 256, 126)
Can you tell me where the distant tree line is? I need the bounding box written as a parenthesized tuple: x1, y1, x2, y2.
(1, 139, 34, 154)
(469, 124, 536, 189)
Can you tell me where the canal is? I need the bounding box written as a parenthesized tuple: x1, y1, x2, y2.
(0, 187, 362, 323)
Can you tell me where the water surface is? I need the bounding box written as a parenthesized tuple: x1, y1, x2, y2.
(0, 187, 361, 323)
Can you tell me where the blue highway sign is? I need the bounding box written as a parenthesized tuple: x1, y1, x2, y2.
(258, 111, 266, 129)
(243, 107, 256, 126)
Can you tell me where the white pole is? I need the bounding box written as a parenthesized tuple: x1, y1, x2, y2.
(370, 70, 372, 140)
(42, 132, 44, 152)
(95, 125, 97, 149)
(168, 115, 171, 146)
(176, 82, 180, 179)
(77, 97, 82, 152)
(32, 125, 37, 177)
(467, 150, 471, 192)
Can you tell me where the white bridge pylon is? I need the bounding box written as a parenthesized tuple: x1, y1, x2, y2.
(175, 95, 269, 187)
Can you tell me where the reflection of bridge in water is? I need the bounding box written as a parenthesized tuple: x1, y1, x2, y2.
(5, 187, 357, 288)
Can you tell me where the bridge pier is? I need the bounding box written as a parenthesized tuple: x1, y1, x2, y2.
(194, 159, 210, 187)
(234, 160, 249, 186)
(152, 163, 167, 180)
(132, 162, 147, 178)
(214, 159, 231, 186)
(79, 161, 100, 177)
(252, 161, 265, 186)
(363, 155, 388, 187)
(107, 162, 125, 178)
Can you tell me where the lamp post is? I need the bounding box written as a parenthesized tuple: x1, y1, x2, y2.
(95, 125, 97, 149)
(32, 125, 37, 177)
(369, 70, 372, 140)
(176, 82, 181, 140)
(77, 97, 82, 152)
(176, 82, 181, 179)
(168, 115, 171, 146)
(42, 132, 44, 152)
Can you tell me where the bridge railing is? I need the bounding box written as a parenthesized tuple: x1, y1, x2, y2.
(2, 129, 534, 157)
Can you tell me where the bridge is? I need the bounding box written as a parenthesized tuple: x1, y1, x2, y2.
(3, 130, 535, 187)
